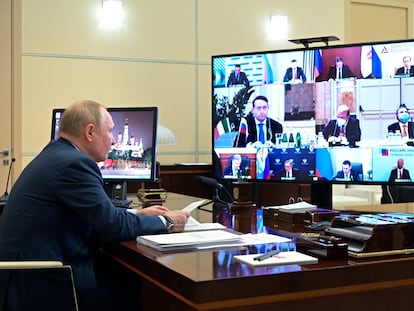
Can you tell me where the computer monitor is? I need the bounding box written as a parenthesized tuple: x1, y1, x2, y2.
(51, 107, 158, 199)
(212, 38, 414, 186)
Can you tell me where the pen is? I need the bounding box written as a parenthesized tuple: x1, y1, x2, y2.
(253, 249, 280, 261)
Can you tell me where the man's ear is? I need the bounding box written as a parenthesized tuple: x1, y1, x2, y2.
(85, 124, 95, 141)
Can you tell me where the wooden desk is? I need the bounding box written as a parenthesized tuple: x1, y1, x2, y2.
(103, 194, 414, 310)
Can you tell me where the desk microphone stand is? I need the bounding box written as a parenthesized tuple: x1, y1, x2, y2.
(197, 187, 230, 213)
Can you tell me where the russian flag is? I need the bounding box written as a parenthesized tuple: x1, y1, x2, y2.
(361, 45, 382, 78)
(381, 148, 389, 156)
(239, 117, 248, 135)
(314, 50, 323, 79)
(256, 147, 271, 180)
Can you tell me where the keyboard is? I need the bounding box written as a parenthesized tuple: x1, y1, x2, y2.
(111, 199, 133, 208)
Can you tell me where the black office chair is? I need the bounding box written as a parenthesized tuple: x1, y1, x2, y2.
(351, 162, 363, 181)
(0, 261, 79, 311)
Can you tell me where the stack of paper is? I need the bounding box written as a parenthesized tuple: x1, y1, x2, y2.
(265, 201, 317, 213)
(234, 251, 318, 267)
(136, 229, 243, 251)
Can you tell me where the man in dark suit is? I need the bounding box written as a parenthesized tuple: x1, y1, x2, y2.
(327, 56, 355, 80)
(323, 104, 361, 146)
(223, 154, 248, 178)
(227, 64, 250, 87)
(388, 158, 411, 182)
(387, 104, 414, 139)
(235, 95, 283, 147)
(283, 59, 307, 83)
(334, 160, 360, 181)
(395, 56, 414, 77)
(0, 100, 189, 310)
(273, 159, 301, 181)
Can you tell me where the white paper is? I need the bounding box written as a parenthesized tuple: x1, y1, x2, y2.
(136, 229, 242, 251)
(181, 199, 209, 213)
(240, 233, 292, 244)
(234, 251, 318, 267)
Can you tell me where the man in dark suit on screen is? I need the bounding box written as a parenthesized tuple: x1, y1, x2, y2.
(387, 104, 414, 139)
(388, 158, 411, 182)
(323, 104, 361, 147)
(395, 56, 414, 77)
(334, 160, 360, 181)
(283, 59, 307, 83)
(327, 56, 355, 80)
(235, 95, 283, 147)
(227, 64, 250, 87)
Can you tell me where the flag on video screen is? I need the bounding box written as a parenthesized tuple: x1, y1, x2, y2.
(361, 45, 382, 78)
(263, 54, 274, 84)
(256, 147, 270, 179)
(314, 50, 322, 78)
(381, 148, 389, 156)
(239, 117, 248, 135)
(315, 148, 333, 179)
(214, 118, 231, 139)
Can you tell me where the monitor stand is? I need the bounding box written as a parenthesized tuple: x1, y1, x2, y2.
(104, 181, 128, 200)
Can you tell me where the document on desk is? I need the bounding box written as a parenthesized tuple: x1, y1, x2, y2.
(181, 199, 209, 213)
(181, 199, 226, 231)
(184, 216, 226, 231)
(265, 201, 317, 213)
(136, 229, 243, 251)
(234, 251, 318, 267)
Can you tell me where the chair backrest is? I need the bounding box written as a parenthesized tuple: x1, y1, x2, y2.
(351, 162, 363, 181)
(0, 261, 79, 311)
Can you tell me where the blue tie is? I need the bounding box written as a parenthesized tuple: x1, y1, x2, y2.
(258, 123, 265, 143)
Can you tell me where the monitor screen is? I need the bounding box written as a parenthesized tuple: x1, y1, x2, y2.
(212, 38, 414, 185)
(51, 107, 158, 183)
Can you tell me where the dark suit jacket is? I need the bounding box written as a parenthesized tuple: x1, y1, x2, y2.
(387, 122, 414, 138)
(395, 66, 414, 77)
(323, 117, 361, 145)
(283, 67, 307, 83)
(273, 168, 301, 181)
(235, 115, 283, 147)
(0, 138, 166, 304)
(327, 65, 355, 80)
(223, 165, 246, 177)
(388, 168, 411, 182)
(227, 71, 250, 87)
(334, 169, 360, 181)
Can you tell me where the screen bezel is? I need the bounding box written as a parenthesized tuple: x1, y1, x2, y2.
(211, 38, 414, 186)
(51, 106, 158, 183)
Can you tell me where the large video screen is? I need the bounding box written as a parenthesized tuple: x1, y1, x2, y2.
(212, 39, 414, 185)
(51, 107, 158, 182)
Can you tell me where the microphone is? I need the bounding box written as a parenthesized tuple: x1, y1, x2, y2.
(196, 176, 224, 189)
(196, 176, 234, 206)
(0, 157, 16, 202)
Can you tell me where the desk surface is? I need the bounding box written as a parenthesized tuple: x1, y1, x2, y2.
(104, 193, 414, 310)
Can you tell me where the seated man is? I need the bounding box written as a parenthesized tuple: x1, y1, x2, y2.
(388, 158, 411, 183)
(387, 104, 414, 139)
(273, 159, 301, 181)
(323, 104, 361, 147)
(234, 95, 283, 147)
(283, 59, 307, 84)
(333, 160, 360, 181)
(223, 154, 249, 178)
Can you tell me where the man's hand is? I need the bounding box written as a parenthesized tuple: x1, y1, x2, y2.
(164, 210, 190, 233)
(137, 205, 169, 216)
